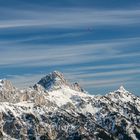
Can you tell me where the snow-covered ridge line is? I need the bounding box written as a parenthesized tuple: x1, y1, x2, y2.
(0, 71, 139, 140)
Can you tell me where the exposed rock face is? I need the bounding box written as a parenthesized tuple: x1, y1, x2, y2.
(0, 79, 14, 91)
(71, 82, 85, 92)
(37, 71, 85, 93)
(34, 94, 46, 106)
(0, 80, 18, 103)
(38, 71, 69, 91)
(0, 71, 139, 140)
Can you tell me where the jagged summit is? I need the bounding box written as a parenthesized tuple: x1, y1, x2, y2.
(115, 85, 129, 94)
(37, 71, 69, 91)
(107, 86, 128, 95)
(37, 71, 85, 92)
(106, 85, 137, 105)
(118, 85, 127, 92)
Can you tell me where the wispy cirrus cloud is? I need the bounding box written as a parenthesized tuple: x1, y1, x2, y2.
(0, 4, 140, 95)
(0, 37, 140, 67)
(0, 8, 140, 29)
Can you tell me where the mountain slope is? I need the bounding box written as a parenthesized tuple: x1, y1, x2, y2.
(0, 71, 139, 140)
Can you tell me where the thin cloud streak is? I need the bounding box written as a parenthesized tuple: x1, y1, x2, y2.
(65, 69, 140, 79)
(65, 63, 140, 72)
(78, 77, 134, 88)
(0, 37, 140, 67)
(0, 49, 139, 67)
(0, 8, 140, 29)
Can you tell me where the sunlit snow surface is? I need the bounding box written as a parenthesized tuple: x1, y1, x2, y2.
(0, 74, 139, 139)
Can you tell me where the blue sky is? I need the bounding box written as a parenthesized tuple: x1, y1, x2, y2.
(0, 0, 140, 95)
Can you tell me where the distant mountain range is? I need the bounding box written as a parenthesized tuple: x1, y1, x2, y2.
(0, 71, 139, 140)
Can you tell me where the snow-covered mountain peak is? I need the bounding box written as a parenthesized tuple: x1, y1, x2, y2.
(37, 71, 69, 91)
(106, 86, 140, 106)
(117, 85, 127, 93)
(37, 71, 85, 93)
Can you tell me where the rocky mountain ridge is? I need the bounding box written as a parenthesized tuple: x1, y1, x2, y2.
(0, 71, 139, 140)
